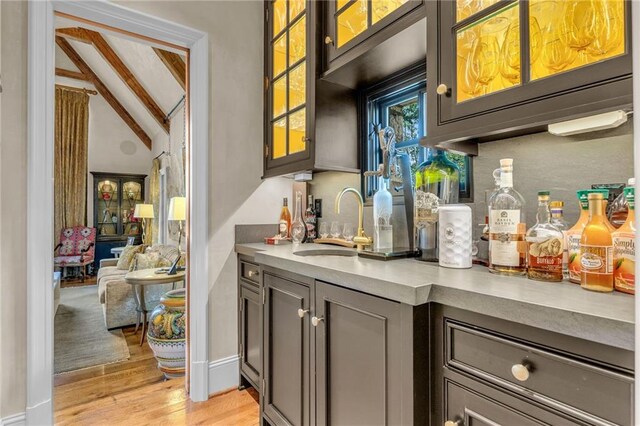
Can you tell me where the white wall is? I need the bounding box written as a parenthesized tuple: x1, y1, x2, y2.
(0, 1, 292, 418)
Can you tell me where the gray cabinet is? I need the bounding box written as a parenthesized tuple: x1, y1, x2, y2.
(238, 257, 262, 391)
(263, 272, 311, 426)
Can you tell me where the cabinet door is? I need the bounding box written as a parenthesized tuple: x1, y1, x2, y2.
(428, 0, 632, 142)
(239, 282, 261, 388)
(445, 379, 576, 426)
(325, 0, 423, 65)
(314, 281, 405, 426)
(263, 273, 310, 426)
(264, 0, 316, 177)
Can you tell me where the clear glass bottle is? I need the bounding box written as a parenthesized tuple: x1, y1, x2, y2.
(305, 195, 317, 241)
(609, 178, 635, 228)
(373, 176, 393, 251)
(290, 191, 307, 244)
(279, 197, 291, 239)
(526, 192, 564, 282)
(482, 168, 501, 241)
(488, 158, 526, 276)
(550, 201, 569, 279)
(612, 187, 635, 294)
(566, 189, 609, 283)
(414, 149, 460, 261)
(580, 192, 614, 292)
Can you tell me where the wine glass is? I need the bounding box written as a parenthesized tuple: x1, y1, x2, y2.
(468, 34, 500, 95)
(587, 0, 624, 57)
(342, 223, 355, 241)
(560, 0, 596, 65)
(319, 222, 329, 239)
(330, 221, 341, 239)
(529, 16, 543, 71)
(457, 28, 482, 98)
(499, 22, 521, 85)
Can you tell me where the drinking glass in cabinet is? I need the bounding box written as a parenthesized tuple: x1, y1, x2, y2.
(456, 2, 520, 103)
(337, 0, 368, 48)
(529, 0, 625, 81)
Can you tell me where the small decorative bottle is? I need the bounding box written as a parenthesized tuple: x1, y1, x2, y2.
(526, 192, 564, 282)
(305, 195, 317, 241)
(279, 197, 291, 239)
(290, 191, 307, 244)
(612, 187, 635, 294)
(373, 176, 393, 251)
(550, 201, 569, 279)
(580, 192, 614, 292)
(488, 159, 526, 275)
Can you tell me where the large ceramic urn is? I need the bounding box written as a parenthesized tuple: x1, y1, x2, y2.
(147, 288, 186, 378)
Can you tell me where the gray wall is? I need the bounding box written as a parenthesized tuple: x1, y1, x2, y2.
(310, 122, 634, 253)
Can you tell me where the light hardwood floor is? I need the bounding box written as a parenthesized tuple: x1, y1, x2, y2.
(54, 325, 259, 425)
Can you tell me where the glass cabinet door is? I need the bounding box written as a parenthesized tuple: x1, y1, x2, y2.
(437, 0, 630, 123)
(96, 179, 119, 237)
(267, 0, 310, 168)
(122, 180, 142, 238)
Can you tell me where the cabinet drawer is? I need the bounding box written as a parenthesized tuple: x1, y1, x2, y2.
(445, 320, 633, 425)
(240, 260, 260, 284)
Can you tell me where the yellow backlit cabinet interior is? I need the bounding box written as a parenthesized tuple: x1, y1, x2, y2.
(336, 0, 408, 48)
(271, 0, 307, 160)
(455, 0, 626, 103)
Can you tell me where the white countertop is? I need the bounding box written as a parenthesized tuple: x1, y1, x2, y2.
(236, 242, 635, 350)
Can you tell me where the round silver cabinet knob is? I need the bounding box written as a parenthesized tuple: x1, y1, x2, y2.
(311, 316, 324, 327)
(511, 363, 530, 382)
(325, 36, 334, 45)
(445, 420, 462, 426)
(297, 308, 309, 318)
(436, 83, 451, 96)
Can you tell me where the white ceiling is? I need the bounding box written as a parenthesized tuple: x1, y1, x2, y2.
(54, 15, 185, 142)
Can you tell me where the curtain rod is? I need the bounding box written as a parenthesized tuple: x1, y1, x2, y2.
(56, 84, 98, 96)
(165, 95, 186, 121)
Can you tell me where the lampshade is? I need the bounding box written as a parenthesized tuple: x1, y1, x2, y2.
(133, 203, 155, 219)
(168, 197, 186, 221)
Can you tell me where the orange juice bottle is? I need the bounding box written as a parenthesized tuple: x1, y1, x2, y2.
(612, 187, 635, 294)
(566, 190, 608, 283)
(580, 192, 613, 292)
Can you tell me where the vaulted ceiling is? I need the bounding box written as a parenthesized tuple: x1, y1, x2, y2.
(54, 16, 186, 150)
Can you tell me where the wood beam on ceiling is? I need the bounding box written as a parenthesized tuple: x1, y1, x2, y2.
(55, 67, 90, 81)
(57, 27, 170, 134)
(56, 36, 152, 150)
(153, 48, 186, 90)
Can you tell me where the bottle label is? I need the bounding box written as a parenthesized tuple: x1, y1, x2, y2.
(527, 237, 563, 272)
(489, 209, 523, 267)
(566, 232, 582, 282)
(415, 190, 439, 226)
(579, 244, 613, 274)
(279, 220, 288, 236)
(613, 233, 635, 293)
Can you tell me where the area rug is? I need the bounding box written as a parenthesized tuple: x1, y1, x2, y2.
(54, 285, 130, 374)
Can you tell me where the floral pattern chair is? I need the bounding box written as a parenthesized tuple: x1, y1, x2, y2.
(54, 226, 96, 282)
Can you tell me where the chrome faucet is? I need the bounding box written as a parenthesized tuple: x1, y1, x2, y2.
(335, 187, 373, 251)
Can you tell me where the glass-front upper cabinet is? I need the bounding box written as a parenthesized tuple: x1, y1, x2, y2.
(425, 0, 632, 146)
(265, 0, 315, 176)
(324, 0, 423, 66)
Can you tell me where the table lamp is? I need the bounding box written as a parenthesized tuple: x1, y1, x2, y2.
(133, 203, 155, 245)
(168, 196, 186, 248)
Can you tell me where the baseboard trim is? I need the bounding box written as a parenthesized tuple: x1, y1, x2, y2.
(1, 412, 26, 426)
(208, 355, 239, 396)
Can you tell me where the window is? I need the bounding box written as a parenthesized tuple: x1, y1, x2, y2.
(361, 62, 472, 202)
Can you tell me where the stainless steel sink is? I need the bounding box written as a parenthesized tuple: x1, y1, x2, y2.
(293, 249, 357, 257)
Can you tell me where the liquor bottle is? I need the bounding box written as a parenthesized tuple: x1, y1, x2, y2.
(488, 159, 526, 276)
(373, 176, 393, 251)
(580, 192, 614, 292)
(414, 149, 460, 261)
(550, 201, 569, 279)
(305, 195, 317, 241)
(279, 197, 291, 239)
(612, 187, 635, 294)
(526, 192, 564, 282)
(566, 189, 609, 283)
(609, 178, 635, 228)
(482, 168, 501, 240)
(290, 191, 307, 244)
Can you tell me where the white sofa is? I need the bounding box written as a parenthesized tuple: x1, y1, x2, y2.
(97, 245, 181, 329)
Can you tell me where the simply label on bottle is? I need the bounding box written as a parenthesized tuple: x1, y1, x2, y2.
(489, 209, 521, 266)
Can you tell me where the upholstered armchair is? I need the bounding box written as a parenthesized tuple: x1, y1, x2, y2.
(54, 226, 96, 282)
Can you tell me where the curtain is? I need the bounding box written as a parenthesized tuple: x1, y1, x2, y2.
(54, 87, 89, 242)
(149, 158, 161, 245)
